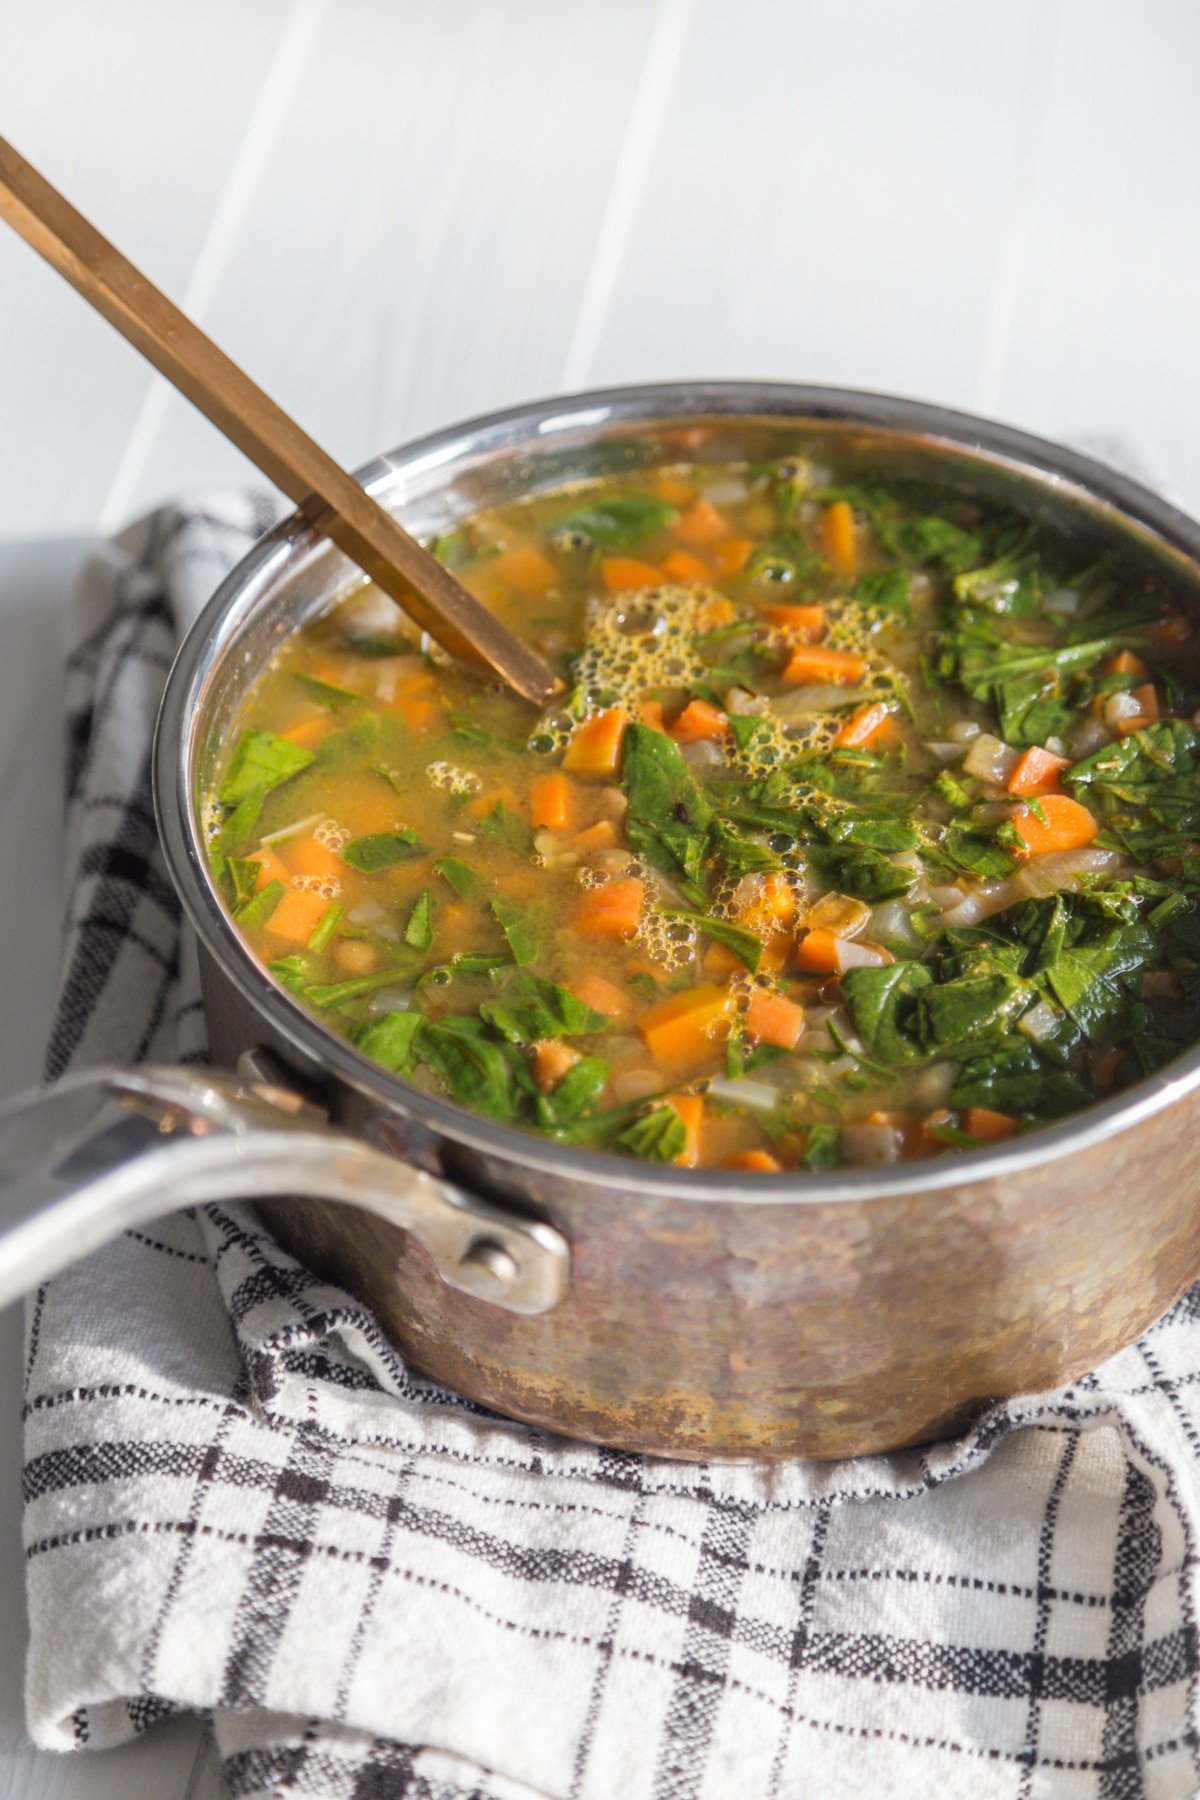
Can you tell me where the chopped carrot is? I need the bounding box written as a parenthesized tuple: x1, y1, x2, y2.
(833, 702, 894, 751)
(665, 1093, 706, 1167)
(600, 556, 663, 592)
(529, 771, 575, 833)
(913, 1109, 955, 1156)
(696, 595, 736, 630)
(723, 1149, 783, 1173)
(653, 473, 698, 507)
(1006, 747, 1071, 797)
(248, 846, 291, 892)
(712, 537, 754, 578)
(734, 871, 796, 932)
(530, 1039, 581, 1094)
(745, 988, 806, 1050)
(669, 698, 728, 744)
(562, 708, 629, 777)
(759, 603, 826, 638)
(660, 548, 713, 585)
(705, 935, 789, 978)
(675, 497, 730, 547)
(571, 972, 632, 1023)
(464, 785, 521, 821)
(639, 985, 735, 1074)
(1104, 649, 1151, 679)
(285, 836, 344, 882)
(781, 646, 868, 686)
(964, 1106, 1021, 1142)
(795, 927, 841, 974)
(265, 885, 330, 945)
(571, 876, 645, 940)
(573, 818, 619, 853)
(282, 716, 334, 750)
(393, 668, 437, 698)
(485, 544, 558, 596)
(1010, 793, 1098, 858)
(395, 693, 445, 735)
(822, 499, 858, 578)
(1113, 683, 1160, 736)
(637, 699, 668, 733)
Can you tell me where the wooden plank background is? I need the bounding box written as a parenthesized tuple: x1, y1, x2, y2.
(0, 1, 1198, 1793)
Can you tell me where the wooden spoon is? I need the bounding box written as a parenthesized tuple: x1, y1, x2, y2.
(0, 135, 561, 706)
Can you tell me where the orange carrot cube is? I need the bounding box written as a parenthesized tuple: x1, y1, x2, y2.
(639, 985, 735, 1074)
(675, 497, 730, 547)
(822, 499, 858, 578)
(781, 646, 868, 686)
(669, 698, 729, 744)
(265, 885, 330, 945)
(562, 708, 629, 777)
(660, 549, 713, 585)
(744, 988, 806, 1050)
(1005, 747, 1071, 797)
(600, 556, 663, 592)
(664, 1093, 706, 1167)
(571, 876, 645, 940)
(1010, 793, 1098, 858)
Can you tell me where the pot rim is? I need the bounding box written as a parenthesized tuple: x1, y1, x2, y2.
(154, 379, 1200, 1205)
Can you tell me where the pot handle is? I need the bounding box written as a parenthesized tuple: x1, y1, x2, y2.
(0, 1064, 569, 1315)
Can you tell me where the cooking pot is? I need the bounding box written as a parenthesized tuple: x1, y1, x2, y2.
(4, 382, 1200, 1462)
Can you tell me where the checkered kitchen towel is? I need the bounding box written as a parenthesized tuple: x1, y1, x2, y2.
(20, 493, 1200, 1800)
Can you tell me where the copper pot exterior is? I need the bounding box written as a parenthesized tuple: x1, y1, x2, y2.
(165, 384, 1200, 1462)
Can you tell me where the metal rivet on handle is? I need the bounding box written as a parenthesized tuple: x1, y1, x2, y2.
(457, 1236, 519, 1293)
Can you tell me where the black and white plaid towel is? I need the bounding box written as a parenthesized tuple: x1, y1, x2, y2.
(21, 493, 1200, 1799)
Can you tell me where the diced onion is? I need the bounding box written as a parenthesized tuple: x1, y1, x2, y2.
(841, 1122, 905, 1166)
(702, 475, 748, 504)
(609, 1067, 662, 1104)
(1018, 999, 1060, 1042)
(725, 685, 765, 716)
(833, 938, 889, 972)
(949, 719, 983, 744)
(939, 881, 1011, 929)
(924, 741, 966, 765)
(930, 884, 967, 911)
(1070, 717, 1111, 758)
(368, 988, 413, 1015)
(347, 899, 388, 926)
(804, 893, 871, 939)
(1104, 689, 1145, 734)
(259, 812, 323, 846)
(963, 733, 1019, 785)
(775, 685, 864, 717)
(706, 1075, 780, 1113)
(680, 739, 726, 766)
(1044, 587, 1080, 615)
(1010, 846, 1122, 897)
(908, 1062, 958, 1108)
(869, 900, 923, 949)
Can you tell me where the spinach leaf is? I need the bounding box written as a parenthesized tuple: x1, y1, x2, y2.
(939, 827, 1018, 880)
(622, 722, 715, 902)
(226, 855, 261, 904)
(875, 514, 981, 573)
(1066, 721, 1200, 839)
(404, 890, 435, 951)
(806, 844, 915, 903)
(418, 1019, 524, 1123)
(233, 879, 284, 931)
(853, 568, 911, 615)
(616, 1106, 686, 1162)
(490, 894, 537, 966)
(800, 1123, 841, 1169)
(535, 1056, 610, 1126)
(477, 801, 534, 854)
(356, 1010, 424, 1074)
(481, 972, 608, 1045)
(435, 856, 485, 900)
(293, 673, 359, 710)
(216, 788, 266, 855)
(268, 954, 311, 993)
(218, 729, 316, 804)
(840, 962, 934, 1066)
(305, 962, 421, 1008)
(663, 909, 763, 974)
(554, 494, 677, 548)
(307, 900, 343, 953)
(342, 829, 427, 872)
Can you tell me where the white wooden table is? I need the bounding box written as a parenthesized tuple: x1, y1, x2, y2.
(1, 2, 1199, 1793)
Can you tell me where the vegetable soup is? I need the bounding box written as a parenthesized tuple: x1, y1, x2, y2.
(207, 458, 1200, 1171)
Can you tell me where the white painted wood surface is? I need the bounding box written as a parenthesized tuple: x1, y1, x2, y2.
(0, 1, 1198, 1792)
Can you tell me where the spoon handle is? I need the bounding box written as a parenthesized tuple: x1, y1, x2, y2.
(0, 135, 561, 706)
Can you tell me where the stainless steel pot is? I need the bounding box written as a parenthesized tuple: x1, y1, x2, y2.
(5, 382, 1200, 1462)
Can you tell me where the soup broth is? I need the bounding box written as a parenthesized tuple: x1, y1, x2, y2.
(207, 458, 1200, 1171)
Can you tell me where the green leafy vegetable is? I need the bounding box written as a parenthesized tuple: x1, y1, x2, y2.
(662, 909, 763, 974)
(553, 494, 677, 548)
(307, 900, 343, 953)
(233, 879, 284, 932)
(435, 856, 485, 900)
(356, 1010, 424, 1074)
(342, 829, 427, 872)
(404, 890, 435, 952)
(489, 894, 537, 966)
(481, 972, 608, 1045)
(616, 1106, 686, 1162)
(293, 673, 359, 710)
(218, 730, 315, 804)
